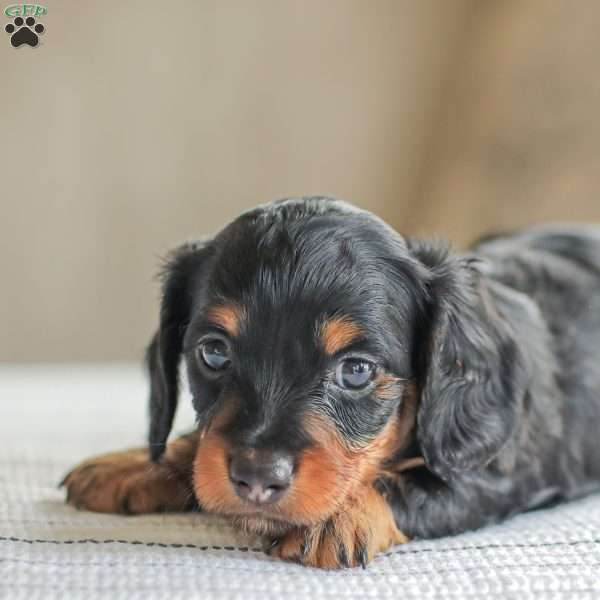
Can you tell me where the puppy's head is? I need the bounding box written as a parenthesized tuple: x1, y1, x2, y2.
(147, 197, 527, 533)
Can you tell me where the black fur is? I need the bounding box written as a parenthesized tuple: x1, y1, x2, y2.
(148, 240, 214, 460)
(148, 197, 600, 539)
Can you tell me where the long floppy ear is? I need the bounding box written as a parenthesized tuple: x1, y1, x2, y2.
(147, 240, 214, 462)
(410, 240, 528, 481)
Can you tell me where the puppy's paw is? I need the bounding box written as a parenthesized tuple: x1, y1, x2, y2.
(268, 487, 407, 569)
(61, 448, 195, 515)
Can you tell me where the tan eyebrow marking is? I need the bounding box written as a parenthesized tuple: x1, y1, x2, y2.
(320, 316, 362, 355)
(206, 304, 245, 337)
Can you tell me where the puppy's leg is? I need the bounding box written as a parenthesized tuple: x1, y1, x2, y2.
(61, 432, 199, 514)
(269, 485, 407, 569)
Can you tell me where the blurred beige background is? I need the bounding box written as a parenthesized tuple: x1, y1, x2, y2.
(1, 0, 599, 362)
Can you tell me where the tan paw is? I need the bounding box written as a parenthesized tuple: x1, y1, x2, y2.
(268, 487, 407, 569)
(61, 447, 196, 515)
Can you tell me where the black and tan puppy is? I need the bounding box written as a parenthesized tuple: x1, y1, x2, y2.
(63, 197, 600, 568)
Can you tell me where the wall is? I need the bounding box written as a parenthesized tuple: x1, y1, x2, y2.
(3, 0, 600, 361)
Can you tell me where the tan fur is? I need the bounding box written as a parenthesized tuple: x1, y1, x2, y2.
(61, 434, 198, 514)
(374, 373, 405, 401)
(395, 456, 426, 471)
(380, 383, 425, 476)
(393, 381, 419, 454)
(320, 316, 362, 355)
(206, 303, 245, 337)
(270, 478, 407, 568)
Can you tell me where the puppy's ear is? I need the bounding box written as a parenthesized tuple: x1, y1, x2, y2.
(147, 241, 214, 461)
(409, 240, 527, 481)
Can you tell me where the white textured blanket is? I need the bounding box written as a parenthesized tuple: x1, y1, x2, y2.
(2, 365, 600, 599)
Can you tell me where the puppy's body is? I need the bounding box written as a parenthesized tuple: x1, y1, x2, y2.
(63, 198, 600, 568)
(395, 225, 600, 538)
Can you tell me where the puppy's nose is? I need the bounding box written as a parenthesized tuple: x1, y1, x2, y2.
(228, 449, 294, 504)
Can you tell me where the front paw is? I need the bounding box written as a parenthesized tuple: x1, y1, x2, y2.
(61, 448, 194, 515)
(268, 488, 407, 569)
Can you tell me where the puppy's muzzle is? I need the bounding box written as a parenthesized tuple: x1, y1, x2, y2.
(228, 448, 294, 505)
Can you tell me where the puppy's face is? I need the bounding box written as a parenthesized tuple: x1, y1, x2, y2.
(180, 203, 425, 534)
(150, 198, 527, 535)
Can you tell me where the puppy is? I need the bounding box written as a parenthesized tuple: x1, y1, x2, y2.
(63, 197, 600, 569)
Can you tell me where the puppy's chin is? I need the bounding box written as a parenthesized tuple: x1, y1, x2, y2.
(229, 514, 295, 537)
(193, 485, 331, 534)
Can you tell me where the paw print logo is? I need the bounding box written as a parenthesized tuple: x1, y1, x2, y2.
(5, 16, 45, 47)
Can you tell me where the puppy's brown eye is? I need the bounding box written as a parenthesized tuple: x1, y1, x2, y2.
(335, 358, 375, 390)
(198, 339, 231, 372)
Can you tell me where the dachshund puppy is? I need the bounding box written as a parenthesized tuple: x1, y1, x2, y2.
(63, 197, 600, 569)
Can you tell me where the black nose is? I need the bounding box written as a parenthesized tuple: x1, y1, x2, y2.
(228, 448, 294, 504)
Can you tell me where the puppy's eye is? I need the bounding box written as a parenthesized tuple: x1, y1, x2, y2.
(335, 358, 376, 390)
(197, 339, 231, 372)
